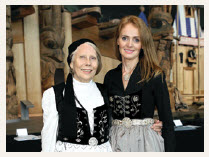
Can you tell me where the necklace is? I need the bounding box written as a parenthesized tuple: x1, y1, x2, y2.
(124, 74, 131, 81)
(123, 65, 136, 81)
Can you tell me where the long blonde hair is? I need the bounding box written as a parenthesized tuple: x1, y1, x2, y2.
(115, 15, 163, 82)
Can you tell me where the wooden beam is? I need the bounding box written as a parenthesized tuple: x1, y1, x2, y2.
(13, 43, 27, 116)
(23, 5, 42, 114)
(176, 6, 179, 88)
(98, 19, 120, 30)
(197, 8, 201, 95)
(99, 27, 117, 39)
(183, 67, 196, 70)
(72, 26, 117, 59)
(62, 10, 72, 80)
(71, 7, 101, 19)
(11, 6, 35, 21)
(182, 94, 204, 97)
(11, 19, 24, 43)
(72, 14, 97, 29)
(98, 19, 120, 39)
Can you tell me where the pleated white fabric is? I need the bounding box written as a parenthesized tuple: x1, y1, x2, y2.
(54, 141, 112, 152)
(110, 124, 165, 152)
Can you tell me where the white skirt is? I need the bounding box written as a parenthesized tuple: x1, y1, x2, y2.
(54, 140, 112, 152)
(110, 124, 165, 152)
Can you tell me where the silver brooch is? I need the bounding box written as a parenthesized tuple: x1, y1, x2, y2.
(76, 138, 81, 142)
(88, 137, 98, 146)
(122, 117, 132, 128)
(63, 137, 68, 141)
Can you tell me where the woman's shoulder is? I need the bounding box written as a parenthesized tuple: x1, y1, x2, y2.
(154, 72, 164, 79)
(43, 82, 65, 99)
(95, 82, 103, 88)
(43, 87, 55, 97)
(95, 82, 107, 92)
(105, 63, 122, 78)
(106, 67, 118, 75)
(42, 87, 57, 112)
(150, 71, 166, 86)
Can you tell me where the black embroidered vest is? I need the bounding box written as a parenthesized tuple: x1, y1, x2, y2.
(109, 90, 143, 120)
(53, 82, 109, 145)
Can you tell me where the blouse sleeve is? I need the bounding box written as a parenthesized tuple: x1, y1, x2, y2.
(153, 73, 176, 152)
(41, 87, 59, 152)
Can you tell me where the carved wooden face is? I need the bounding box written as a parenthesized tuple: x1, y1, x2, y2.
(40, 27, 65, 62)
(40, 27, 65, 90)
(148, 11, 174, 40)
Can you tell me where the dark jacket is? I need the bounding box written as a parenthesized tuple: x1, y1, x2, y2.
(104, 63, 176, 152)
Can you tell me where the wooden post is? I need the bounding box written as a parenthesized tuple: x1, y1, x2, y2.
(6, 5, 18, 120)
(12, 19, 27, 117)
(197, 8, 200, 95)
(62, 9, 72, 80)
(39, 5, 65, 91)
(23, 5, 42, 115)
(13, 43, 27, 115)
(176, 6, 179, 89)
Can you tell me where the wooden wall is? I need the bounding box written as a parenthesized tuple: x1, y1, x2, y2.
(12, 7, 42, 117)
(172, 45, 204, 104)
(10, 8, 204, 117)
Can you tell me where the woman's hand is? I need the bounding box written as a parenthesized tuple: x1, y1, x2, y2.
(151, 119, 163, 135)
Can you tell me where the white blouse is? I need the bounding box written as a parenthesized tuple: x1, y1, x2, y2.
(41, 78, 112, 152)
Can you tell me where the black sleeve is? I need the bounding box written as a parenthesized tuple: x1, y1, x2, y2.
(103, 70, 111, 95)
(103, 71, 113, 128)
(153, 73, 176, 152)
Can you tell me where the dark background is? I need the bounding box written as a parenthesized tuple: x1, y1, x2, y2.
(64, 5, 204, 30)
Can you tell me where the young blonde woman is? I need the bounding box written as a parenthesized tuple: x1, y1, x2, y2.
(104, 15, 175, 152)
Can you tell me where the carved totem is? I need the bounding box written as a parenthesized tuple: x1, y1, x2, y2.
(148, 6, 177, 111)
(6, 6, 18, 119)
(39, 5, 65, 92)
(148, 6, 174, 85)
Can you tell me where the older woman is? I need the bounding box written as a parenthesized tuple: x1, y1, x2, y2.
(41, 39, 112, 152)
(104, 15, 175, 152)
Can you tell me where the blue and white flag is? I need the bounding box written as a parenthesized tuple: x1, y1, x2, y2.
(173, 5, 203, 38)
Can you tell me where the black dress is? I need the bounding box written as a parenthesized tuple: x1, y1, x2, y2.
(104, 63, 176, 152)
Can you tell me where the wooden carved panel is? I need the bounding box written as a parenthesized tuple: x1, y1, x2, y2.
(6, 6, 18, 120)
(39, 5, 65, 92)
(148, 6, 174, 84)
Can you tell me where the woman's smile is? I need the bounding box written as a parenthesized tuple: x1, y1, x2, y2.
(124, 49, 135, 54)
(81, 69, 93, 73)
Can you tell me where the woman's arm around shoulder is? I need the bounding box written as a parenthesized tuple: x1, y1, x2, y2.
(153, 73, 176, 152)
